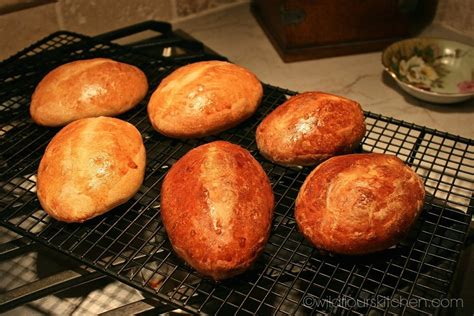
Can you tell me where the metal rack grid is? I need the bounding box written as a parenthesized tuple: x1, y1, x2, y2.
(0, 29, 472, 315)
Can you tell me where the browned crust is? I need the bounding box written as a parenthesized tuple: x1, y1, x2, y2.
(295, 153, 425, 255)
(256, 92, 366, 166)
(160, 141, 274, 280)
(30, 58, 148, 127)
(147, 61, 263, 138)
(37, 117, 146, 223)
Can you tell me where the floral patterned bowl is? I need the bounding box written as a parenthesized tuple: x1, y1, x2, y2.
(382, 38, 474, 104)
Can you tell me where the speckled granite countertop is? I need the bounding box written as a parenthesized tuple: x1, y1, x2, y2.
(175, 4, 474, 139)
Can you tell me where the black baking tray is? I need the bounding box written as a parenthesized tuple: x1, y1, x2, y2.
(0, 22, 473, 315)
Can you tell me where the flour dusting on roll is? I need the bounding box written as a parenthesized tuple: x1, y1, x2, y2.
(295, 153, 425, 255)
(148, 61, 263, 138)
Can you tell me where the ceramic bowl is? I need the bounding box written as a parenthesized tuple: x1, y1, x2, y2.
(382, 38, 474, 104)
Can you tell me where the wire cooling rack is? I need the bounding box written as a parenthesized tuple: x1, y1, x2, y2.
(0, 28, 473, 315)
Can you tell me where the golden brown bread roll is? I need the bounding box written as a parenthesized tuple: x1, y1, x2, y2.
(30, 58, 148, 127)
(295, 153, 425, 255)
(147, 61, 263, 138)
(160, 141, 274, 280)
(37, 117, 146, 223)
(256, 92, 366, 166)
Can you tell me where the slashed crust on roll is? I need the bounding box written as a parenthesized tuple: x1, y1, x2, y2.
(30, 58, 148, 126)
(256, 92, 366, 166)
(160, 141, 274, 280)
(148, 61, 263, 138)
(37, 117, 146, 222)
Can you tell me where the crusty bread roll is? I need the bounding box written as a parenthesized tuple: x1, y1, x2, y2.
(295, 153, 425, 255)
(160, 141, 274, 280)
(37, 117, 146, 223)
(256, 92, 366, 166)
(30, 58, 148, 127)
(147, 61, 263, 138)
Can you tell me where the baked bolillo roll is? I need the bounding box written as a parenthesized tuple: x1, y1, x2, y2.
(295, 153, 425, 255)
(30, 58, 148, 126)
(160, 141, 274, 280)
(147, 61, 263, 138)
(256, 92, 366, 166)
(37, 117, 146, 223)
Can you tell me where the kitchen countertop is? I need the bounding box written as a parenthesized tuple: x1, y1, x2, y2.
(175, 3, 474, 139)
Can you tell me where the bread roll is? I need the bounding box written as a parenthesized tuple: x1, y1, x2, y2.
(147, 61, 263, 138)
(37, 117, 146, 223)
(295, 153, 425, 255)
(160, 141, 274, 280)
(30, 58, 148, 126)
(256, 92, 366, 166)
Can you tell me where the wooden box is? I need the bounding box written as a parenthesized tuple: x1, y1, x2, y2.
(252, 0, 437, 62)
